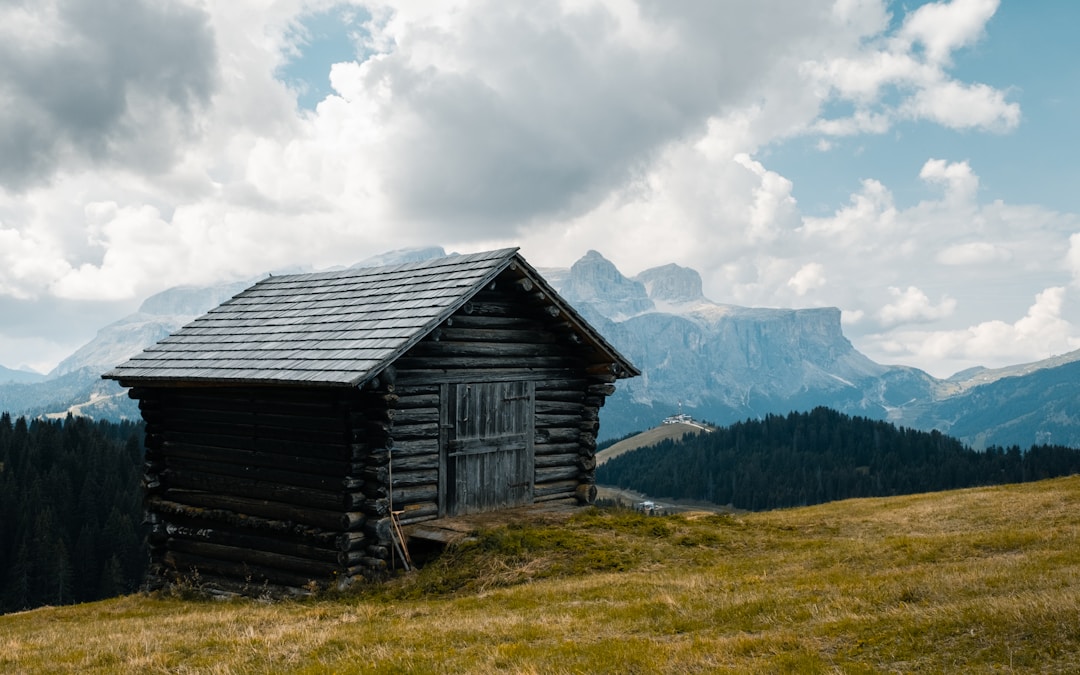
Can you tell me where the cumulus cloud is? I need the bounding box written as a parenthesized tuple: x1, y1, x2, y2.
(919, 158, 979, 203)
(937, 241, 1011, 266)
(899, 0, 999, 64)
(902, 80, 1020, 131)
(878, 286, 957, 327)
(802, 0, 1017, 136)
(1067, 233, 1080, 286)
(0, 0, 218, 190)
(877, 288, 1080, 373)
(788, 263, 827, 296)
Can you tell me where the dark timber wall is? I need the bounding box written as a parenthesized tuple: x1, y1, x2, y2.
(136, 385, 393, 592)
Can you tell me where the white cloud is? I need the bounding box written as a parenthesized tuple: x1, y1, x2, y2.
(1067, 232, 1080, 286)
(937, 241, 1011, 266)
(0, 224, 70, 299)
(788, 263, 827, 296)
(919, 158, 979, 203)
(902, 80, 1020, 131)
(878, 286, 957, 327)
(877, 287, 1080, 373)
(899, 0, 999, 64)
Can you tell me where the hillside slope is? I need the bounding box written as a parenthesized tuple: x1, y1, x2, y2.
(3, 477, 1079, 673)
(595, 421, 710, 466)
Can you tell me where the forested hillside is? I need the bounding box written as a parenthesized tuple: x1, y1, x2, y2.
(0, 414, 146, 613)
(597, 407, 1080, 510)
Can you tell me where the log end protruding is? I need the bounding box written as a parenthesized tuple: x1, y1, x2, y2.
(574, 483, 597, 505)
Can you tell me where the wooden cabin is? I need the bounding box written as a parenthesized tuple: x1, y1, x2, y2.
(104, 248, 638, 594)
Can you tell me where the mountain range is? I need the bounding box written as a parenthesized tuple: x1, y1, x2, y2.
(3, 247, 1079, 448)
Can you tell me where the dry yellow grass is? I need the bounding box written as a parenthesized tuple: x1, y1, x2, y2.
(595, 422, 709, 466)
(4, 476, 1080, 673)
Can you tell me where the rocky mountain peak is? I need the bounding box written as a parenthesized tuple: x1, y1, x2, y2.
(559, 251, 654, 319)
(634, 263, 705, 304)
(138, 280, 253, 316)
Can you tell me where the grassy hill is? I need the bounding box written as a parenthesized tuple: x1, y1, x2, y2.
(4, 476, 1080, 673)
(596, 420, 711, 466)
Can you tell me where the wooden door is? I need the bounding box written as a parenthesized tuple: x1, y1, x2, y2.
(444, 381, 535, 516)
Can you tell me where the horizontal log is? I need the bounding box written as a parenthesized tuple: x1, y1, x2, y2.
(166, 431, 352, 461)
(146, 497, 363, 547)
(391, 484, 439, 505)
(163, 468, 361, 512)
(394, 392, 440, 409)
(534, 494, 580, 505)
(395, 355, 579, 371)
(536, 427, 581, 444)
(535, 453, 579, 468)
(394, 368, 578, 386)
(165, 386, 360, 409)
(162, 490, 365, 531)
(535, 465, 581, 483)
(457, 300, 519, 317)
(355, 408, 393, 423)
(437, 327, 558, 344)
(533, 479, 580, 498)
(587, 383, 617, 396)
(443, 311, 547, 327)
(534, 399, 584, 415)
(392, 384, 440, 397)
(534, 441, 583, 456)
(364, 467, 439, 487)
(164, 550, 336, 589)
(390, 453, 439, 472)
(389, 408, 438, 427)
(535, 379, 589, 391)
(395, 502, 439, 525)
(407, 341, 567, 358)
(147, 406, 352, 436)
(535, 413, 586, 428)
(391, 422, 439, 440)
(168, 538, 345, 577)
(166, 454, 362, 492)
(163, 441, 362, 478)
(159, 522, 345, 565)
(391, 438, 440, 457)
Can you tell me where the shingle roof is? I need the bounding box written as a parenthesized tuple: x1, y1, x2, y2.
(103, 248, 637, 387)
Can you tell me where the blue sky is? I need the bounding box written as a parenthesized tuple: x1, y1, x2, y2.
(1, 0, 1078, 379)
(768, 1, 1078, 216)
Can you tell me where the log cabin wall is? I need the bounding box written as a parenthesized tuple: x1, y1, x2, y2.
(384, 268, 614, 526)
(134, 382, 396, 592)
